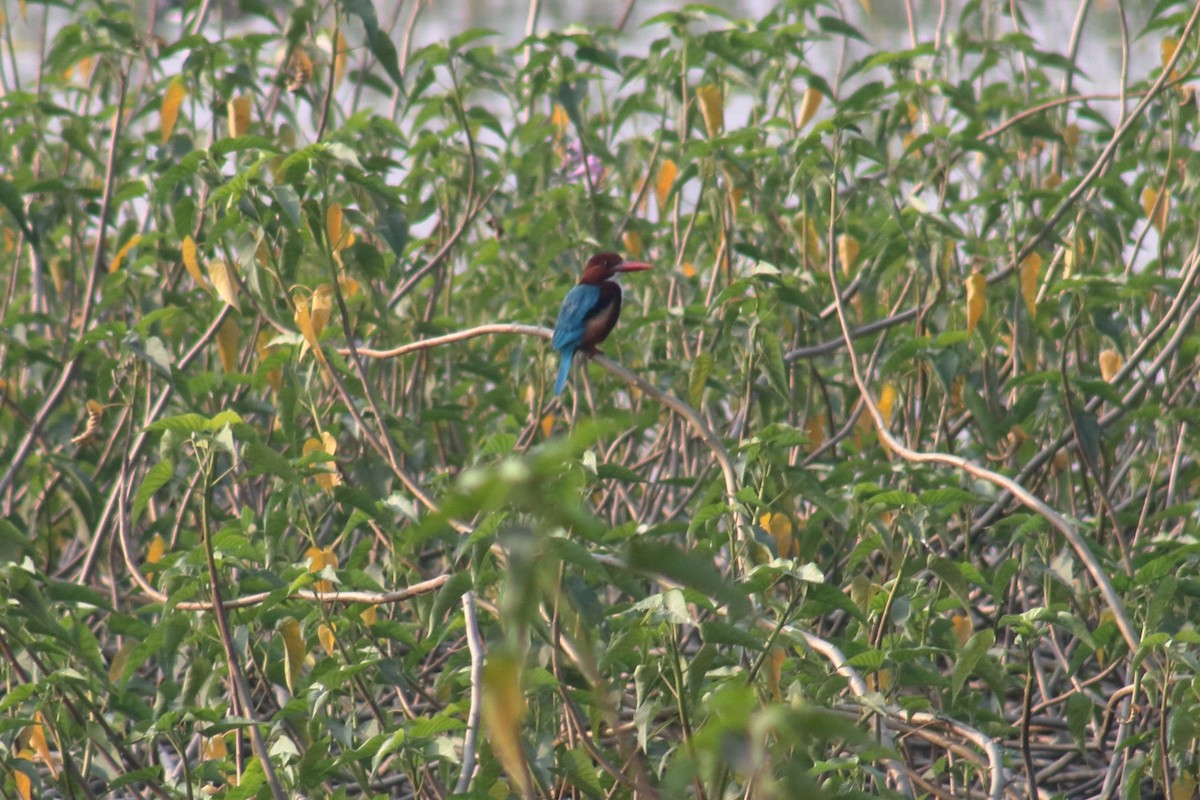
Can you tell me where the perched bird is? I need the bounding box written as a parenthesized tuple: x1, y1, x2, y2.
(552, 252, 653, 394)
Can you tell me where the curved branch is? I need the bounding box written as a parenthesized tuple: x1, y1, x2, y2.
(345, 323, 750, 558)
(456, 591, 485, 795)
(822, 187, 1140, 652)
(975, 238, 1200, 532)
(345, 323, 551, 359)
(785, 9, 1200, 368)
(0, 68, 129, 502)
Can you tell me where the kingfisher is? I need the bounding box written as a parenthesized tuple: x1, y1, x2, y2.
(552, 252, 653, 394)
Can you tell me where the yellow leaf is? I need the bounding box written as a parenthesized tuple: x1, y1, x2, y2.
(1142, 187, 1169, 234)
(160, 77, 186, 144)
(305, 544, 339, 575)
(878, 382, 897, 424)
(326, 204, 345, 250)
(310, 284, 334, 337)
(108, 640, 136, 682)
(333, 31, 349, 87)
(859, 0, 871, 13)
(1062, 123, 1080, 148)
(280, 618, 305, 693)
(798, 87, 822, 129)
(309, 547, 335, 574)
(204, 734, 228, 760)
(805, 413, 825, 454)
(181, 235, 208, 289)
(765, 647, 785, 701)
(866, 669, 890, 692)
(540, 414, 554, 438)
(550, 104, 570, 141)
(318, 623, 336, 656)
(63, 55, 91, 82)
(27, 717, 56, 778)
(303, 433, 341, 493)
(359, 605, 377, 625)
(227, 95, 251, 138)
(1162, 36, 1179, 67)
(295, 295, 326, 364)
(1099, 350, 1123, 382)
(482, 653, 531, 796)
(1063, 234, 1088, 278)
(1171, 769, 1196, 800)
(681, 261, 697, 278)
(965, 271, 986, 333)
(216, 315, 239, 373)
(14, 760, 31, 800)
(760, 512, 793, 558)
(655, 159, 677, 212)
(338, 275, 360, 299)
(728, 185, 743, 220)
(208, 259, 240, 306)
(792, 214, 822, 264)
(951, 614, 973, 647)
(837, 234, 859, 278)
(109, 233, 141, 273)
(696, 83, 723, 137)
(256, 331, 282, 393)
(147, 533, 165, 564)
(622, 230, 642, 260)
(1019, 253, 1041, 315)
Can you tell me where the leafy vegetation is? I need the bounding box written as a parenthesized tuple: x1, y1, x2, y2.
(2, 0, 1200, 797)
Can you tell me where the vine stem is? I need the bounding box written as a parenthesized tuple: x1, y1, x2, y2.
(345, 324, 752, 571)
(455, 591, 485, 794)
(198, 458, 287, 800)
(821, 178, 1140, 653)
(0, 66, 128, 504)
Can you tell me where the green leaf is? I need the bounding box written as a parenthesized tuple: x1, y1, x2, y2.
(689, 350, 714, 408)
(558, 747, 605, 798)
(0, 178, 33, 240)
(341, 0, 404, 89)
(816, 15, 868, 43)
(133, 460, 175, 522)
(155, 150, 206, 203)
(951, 628, 995, 699)
(758, 328, 789, 395)
(596, 463, 644, 483)
(627, 541, 750, 620)
(377, 208, 409, 259)
(244, 442, 296, 480)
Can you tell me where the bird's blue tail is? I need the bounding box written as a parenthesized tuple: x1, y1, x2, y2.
(554, 350, 574, 394)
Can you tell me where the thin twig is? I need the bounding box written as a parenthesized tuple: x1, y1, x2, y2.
(455, 591, 485, 795)
(0, 67, 129, 502)
(822, 176, 1140, 652)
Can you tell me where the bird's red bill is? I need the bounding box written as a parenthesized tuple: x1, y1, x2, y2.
(615, 260, 652, 272)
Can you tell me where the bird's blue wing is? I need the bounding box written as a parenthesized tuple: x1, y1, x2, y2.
(552, 284, 600, 352)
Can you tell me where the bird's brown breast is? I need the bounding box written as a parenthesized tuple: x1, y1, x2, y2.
(579, 282, 623, 352)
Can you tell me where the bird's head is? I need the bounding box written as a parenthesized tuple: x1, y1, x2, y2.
(578, 251, 653, 285)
